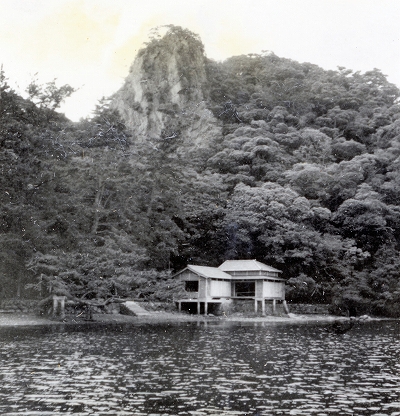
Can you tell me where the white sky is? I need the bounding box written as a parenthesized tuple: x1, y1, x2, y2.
(1, 0, 399, 121)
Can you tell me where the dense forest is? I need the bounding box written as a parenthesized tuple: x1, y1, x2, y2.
(1, 26, 400, 316)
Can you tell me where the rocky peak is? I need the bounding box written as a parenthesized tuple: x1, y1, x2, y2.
(111, 26, 221, 148)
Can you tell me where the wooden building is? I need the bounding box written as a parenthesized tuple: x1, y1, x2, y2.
(174, 260, 289, 315)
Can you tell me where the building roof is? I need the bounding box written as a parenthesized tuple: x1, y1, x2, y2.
(173, 261, 283, 281)
(186, 265, 232, 280)
(218, 260, 282, 273)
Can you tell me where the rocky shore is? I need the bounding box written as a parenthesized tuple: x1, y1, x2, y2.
(0, 311, 364, 327)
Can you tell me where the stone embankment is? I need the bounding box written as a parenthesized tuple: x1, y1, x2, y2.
(0, 299, 38, 314)
(287, 303, 330, 315)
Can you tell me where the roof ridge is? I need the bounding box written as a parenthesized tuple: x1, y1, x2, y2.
(218, 259, 281, 273)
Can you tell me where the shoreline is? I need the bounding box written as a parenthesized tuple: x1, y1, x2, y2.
(0, 311, 391, 328)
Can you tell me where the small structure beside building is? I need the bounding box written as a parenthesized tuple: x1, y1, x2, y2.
(52, 295, 66, 319)
(173, 260, 288, 315)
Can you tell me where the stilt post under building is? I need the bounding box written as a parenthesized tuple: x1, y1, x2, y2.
(60, 297, 65, 319)
(52, 296, 58, 318)
(282, 300, 289, 314)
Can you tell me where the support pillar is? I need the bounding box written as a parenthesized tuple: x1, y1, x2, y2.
(272, 299, 276, 315)
(197, 301, 200, 315)
(85, 304, 93, 321)
(262, 299, 266, 316)
(60, 297, 65, 319)
(178, 301, 181, 313)
(282, 300, 290, 314)
(254, 299, 258, 314)
(52, 296, 58, 318)
(204, 302, 208, 315)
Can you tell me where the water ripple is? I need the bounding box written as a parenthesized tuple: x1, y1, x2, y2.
(0, 321, 399, 415)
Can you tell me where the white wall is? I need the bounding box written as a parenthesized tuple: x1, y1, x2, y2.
(210, 280, 231, 297)
(263, 281, 285, 299)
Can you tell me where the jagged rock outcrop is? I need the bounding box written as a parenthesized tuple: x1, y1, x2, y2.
(111, 26, 221, 149)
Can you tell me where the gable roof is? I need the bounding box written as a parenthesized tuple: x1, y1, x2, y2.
(173, 261, 283, 281)
(218, 260, 282, 273)
(185, 265, 232, 280)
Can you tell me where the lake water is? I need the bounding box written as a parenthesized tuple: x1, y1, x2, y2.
(0, 320, 399, 415)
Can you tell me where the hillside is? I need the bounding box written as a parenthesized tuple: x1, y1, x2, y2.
(1, 26, 400, 316)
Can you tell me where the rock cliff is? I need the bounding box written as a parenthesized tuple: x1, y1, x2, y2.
(111, 26, 222, 150)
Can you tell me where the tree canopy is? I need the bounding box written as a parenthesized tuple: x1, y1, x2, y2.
(1, 27, 400, 316)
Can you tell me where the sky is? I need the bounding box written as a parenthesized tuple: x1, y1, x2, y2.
(1, 0, 399, 121)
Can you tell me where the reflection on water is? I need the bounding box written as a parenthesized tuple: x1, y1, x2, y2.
(0, 320, 399, 415)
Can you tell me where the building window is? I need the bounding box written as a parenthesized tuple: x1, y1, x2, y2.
(235, 281, 255, 297)
(185, 281, 199, 292)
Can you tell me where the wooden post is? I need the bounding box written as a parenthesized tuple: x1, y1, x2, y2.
(262, 299, 266, 316)
(52, 296, 58, 317)
(52, 295, 66, 318)
(204, 278, 209, 315)
(283, 300, 290, 314)
(85, 304, 93, 321)
(272, 299, 276, 314)
(197, 301, 200, 315)
(254, 299, 258, 314)
(60, 297, 65, 319)
(178, 301, 181, 312)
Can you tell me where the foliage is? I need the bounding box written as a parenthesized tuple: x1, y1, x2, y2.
(1, 27, 400, 316)
(26, 76, 76, 111)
